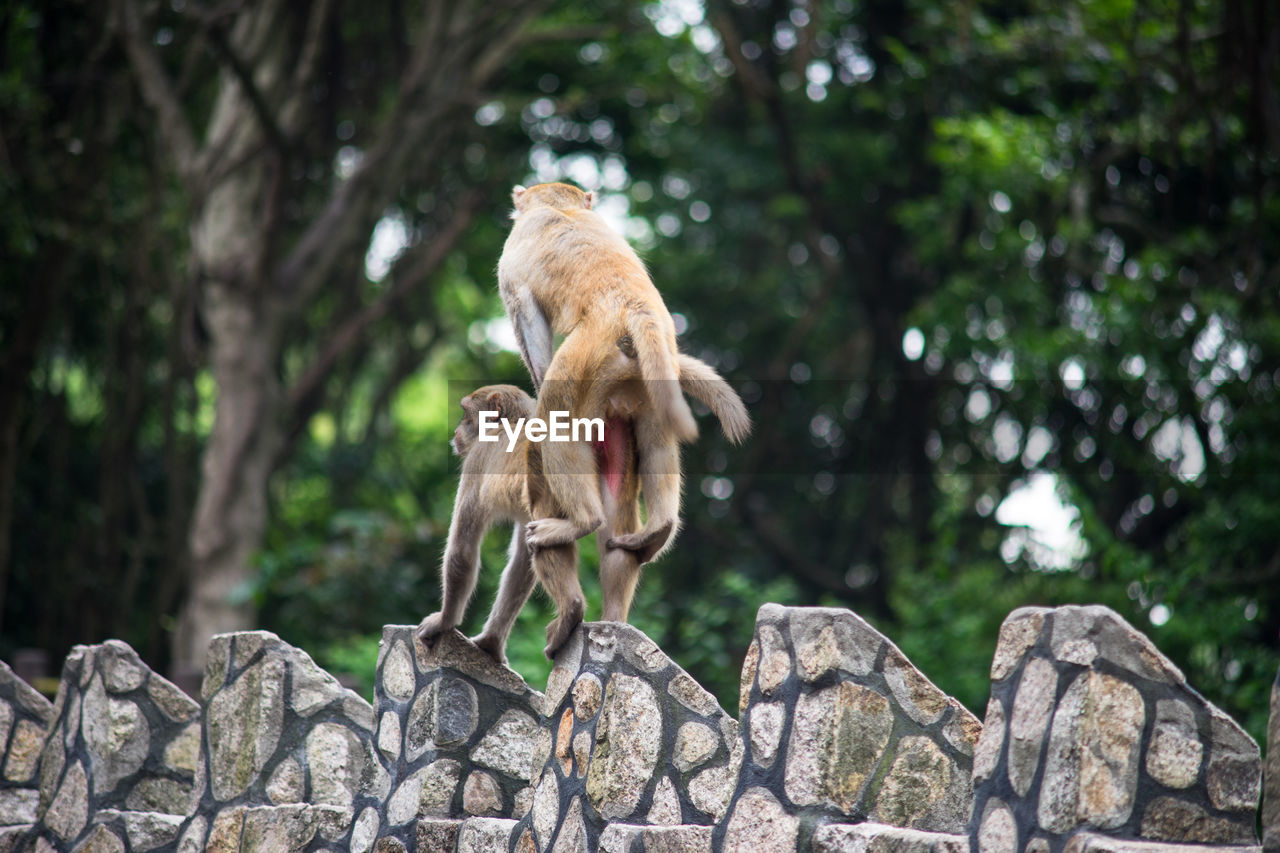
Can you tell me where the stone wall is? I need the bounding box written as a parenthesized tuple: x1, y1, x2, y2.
(0, 603, 1273, 853)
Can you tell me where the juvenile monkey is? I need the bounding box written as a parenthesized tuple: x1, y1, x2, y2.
(418, 353, 749, 660)
(499, 182, 696, 559)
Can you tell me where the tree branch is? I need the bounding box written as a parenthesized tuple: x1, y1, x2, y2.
(284, 191, 482, 430)
(113, 0, 202, 182)
(205, 22, 293, 155)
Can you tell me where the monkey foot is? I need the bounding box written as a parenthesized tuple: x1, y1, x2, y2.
(543, 598, 585, 659)
(606, 520, 674, 564)
(416, 612, 455, 643)
(471, 632, 509, 666)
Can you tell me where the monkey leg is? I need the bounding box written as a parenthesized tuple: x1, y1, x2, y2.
(532, 540, 585, 659)
(525, 335, 609, 550)
(417, 494, 486, 643)
(470, 523, 536, 665)
(606, 412, 681, 560)
(599, 483, 644, 623)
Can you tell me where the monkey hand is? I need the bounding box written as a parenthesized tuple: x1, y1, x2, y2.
(526, 516, 596, 550)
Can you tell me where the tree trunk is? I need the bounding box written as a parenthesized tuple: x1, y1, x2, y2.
(170, 0, 289, 671)
(174, 298, 282, 672)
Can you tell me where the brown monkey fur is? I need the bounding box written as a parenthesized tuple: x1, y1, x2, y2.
(498, 182, 698, 561)
(418, 353, 749, 660)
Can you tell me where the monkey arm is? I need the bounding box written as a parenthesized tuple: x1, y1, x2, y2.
(417, 491, 488, 640)
(505, 289, 554, 389)
(471, 523, 536, 665)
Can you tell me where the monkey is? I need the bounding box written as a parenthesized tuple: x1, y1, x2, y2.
(417, 352, 749, 661)
(498, 182, 698, 563)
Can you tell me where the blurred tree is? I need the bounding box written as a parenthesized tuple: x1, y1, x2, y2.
(110, 0, 559, 674)
(2, 0, 1276, 747)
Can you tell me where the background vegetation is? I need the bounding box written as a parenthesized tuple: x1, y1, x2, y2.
(2, 0, 1277, 745)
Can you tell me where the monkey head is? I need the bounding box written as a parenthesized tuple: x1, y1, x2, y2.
(510, 182, 594, 219)
(452, 384, 535, 457)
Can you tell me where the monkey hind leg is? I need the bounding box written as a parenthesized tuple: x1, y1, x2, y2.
(615, 412, 682, 561)
(532, 541, 585, 659)
(605, 519, 674, 565)
(600, 546, 643, 623)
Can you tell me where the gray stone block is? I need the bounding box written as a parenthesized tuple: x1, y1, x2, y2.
(971, 605, 1262, 853)
(598, 822, 713, 852)
(512, 622, 740, 852)
(813, 823, 970, 853)
(367, 626, 543, 850)
(28, 641, 199, 851)
(177, 631, 379, 851)
(0, 659, 55, 827)
(1061, 831, 1261, 853)
(731, 604, 980, 836)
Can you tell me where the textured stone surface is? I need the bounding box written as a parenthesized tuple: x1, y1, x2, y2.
(196, 628, 375, 851)
(755, 625, 791, 697)
(674, 722, 719, 774)
(1049, 606, 1182, 684)
(737, 604, 980, 837)
(972, 697, 1005, 786)
(551, 796, 587, 852)
(1146, 699, 1202, 790)
(1006, 658, 1057, 797)
(749, 701, 785, 768)
(585, 674, 662, 819)
(599, 823, 713, 853)
(385, 759, 461, 824)
(573, 674, 602, 721)
(206, 655, 286, 802)
(977, 798, 1017, 853)
(471, 709, 539, 778)
(531, 768, 559, 844)
(1139, 796, 1254, 844)
(16, 602, 1268, 853)
(814, 823, 971, 853)
(875, 735, 970, 831)
(1038, 671, 1145, 831)
(722, 787, 799, 853)
(1062, 831, 1263, 853)
(455, 816, 518, 851)
(990, 609, 1046, 682)
(648, 776, 682, 826)
(1206, 708, 1262, 813)
(0, 788, 39, 824)
(462, 770, 503, 816)
(45, 760, 88, 841)
(785, 681, 893, 811)
(414, 817, 462, 852)
(368, 625, 543, 849)
(25, 639, 211, 851)
(974, 604, 1262, 853)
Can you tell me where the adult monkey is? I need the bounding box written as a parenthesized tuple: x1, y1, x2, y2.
(499, 182, 694, 560)
(418, 354, 749, 660)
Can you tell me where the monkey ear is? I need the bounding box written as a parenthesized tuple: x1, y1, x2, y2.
(583, 190, 595, 209)
(484, 391, 506, 416)
(512, 185, 527, 205)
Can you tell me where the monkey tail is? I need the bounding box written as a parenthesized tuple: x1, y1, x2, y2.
(676, 355, 752, 445)
(627, 312, 698, 443)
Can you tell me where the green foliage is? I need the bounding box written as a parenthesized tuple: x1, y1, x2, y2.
(4, 0, 1276, 753)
